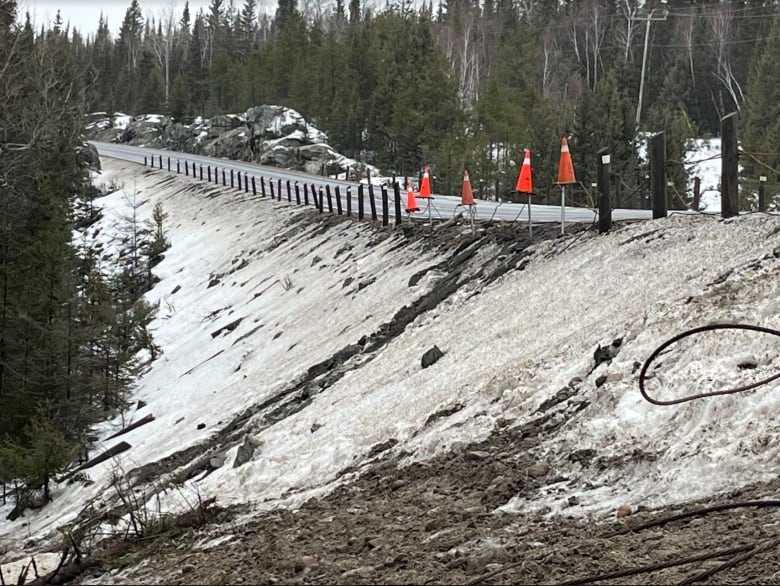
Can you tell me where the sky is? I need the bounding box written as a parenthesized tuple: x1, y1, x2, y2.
(2, 112, 778, 581)
(19, 0, 212, 36)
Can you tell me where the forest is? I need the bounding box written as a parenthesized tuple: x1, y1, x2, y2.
(63, 0, 780, 201)
(1, 0, 779, 514)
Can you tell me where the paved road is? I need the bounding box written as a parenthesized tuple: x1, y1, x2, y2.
(91, 141, 654, 226)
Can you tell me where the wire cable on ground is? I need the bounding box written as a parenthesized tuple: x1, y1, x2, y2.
(639, 323, 780, 406)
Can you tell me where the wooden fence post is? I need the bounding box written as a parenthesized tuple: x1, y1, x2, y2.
(260, 176, 266, 197)
(368, 184, 378, 221)
(237, 171, 242, 190)
(184, 161, 188, 175)
(326, 185, 334, 213)
(199, 164, 203, 180)
(312, 184, 319, 209)
(335, 186, 343, 215)
(381, 185, 389, 226)
(207, 166, 212, 182)
(287, 180, 292, 202)
(650, 131, 667, 219)
(270, 179, 275, 199)
(278, 179, 283, 201)
(692, 176, 701, 212)
(318, 186, 325, 213)
(177, 160, 180, 174)
(222, 169, 226, 186)
(358, 184, 365, 220)
(721, 112, 739, 218)
(303, 183, 310, 206)
(347, 186, 352, 217)
(167, 157, 171, 172)
(159, 155, 163, 168)
(252, 176, 256, 195)
(758, 176, 767, 212)
(245, 174, 249, 193)
(230, 169, 234, 188)
(144, 156, 147, 166)
(598, 148, 612, 234)
(393, 182, 402, 225)
(295, 182, 301, 205)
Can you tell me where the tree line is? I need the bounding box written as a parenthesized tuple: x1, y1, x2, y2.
(53, 0, 780, 205)
(0, 0, 167, 517)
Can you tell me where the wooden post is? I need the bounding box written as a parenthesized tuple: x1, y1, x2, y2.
(177, 160, 180, 174)
(184, 161, 188, 175)
(270, 179, 275, 199)
(692, 176, 701, 212)
(368, 184, 378, 221)
(650, 131, 667, 219)
(335, 186, 343, 214)
(721, 112, 739, 219)
(393, 182, 402, 226)
(326, 185, 334, 213)
(381, 185, 389, 226)
(303, 183, 310, 206)
(358, 184, 365, 220)
(278, 179, 283, 201)
(144, 156, 147, 166)
(245, 174, 249, 193)
(159, 154, 163, 168)
(287, 180, 292, 202)
(230, 169, 234, 188)
(208, 166, 212, 182)
(598, 148, 612, 234)
(312, 184, 320, 209)
(346, 186, 352, 216)
(222, 169, 226, 186)
(758, 176, 767, 212)
(318, 187, 325, 213)
(237, 171, 242, 190)
(252, 176, 256, 195)
(199, 164, 203, 180)
(295, 182, 301, 205)
(167, 157, 171, 172)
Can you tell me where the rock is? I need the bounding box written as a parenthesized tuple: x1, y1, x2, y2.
(233, 435, 259, 468)
(617, 504, 632, 518)
(197, 422, 206, 430)
(421, 345, 444, 368)
(593, 337, 623, 367)
(527, 462, 550, 478)
(294, 555, 318, 572)
(209, 453, 226, 469)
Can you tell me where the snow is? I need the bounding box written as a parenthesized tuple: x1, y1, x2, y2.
(686, 137, 724, 213)
(2, 139, 780, 576)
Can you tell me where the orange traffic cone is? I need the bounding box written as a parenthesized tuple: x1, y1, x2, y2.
(406, 183, 420, 213)
(557, 137, 576, 185)
(461, 169, 475, 206)
(515, 149, 534, 194)
(419, 167, 432, 198)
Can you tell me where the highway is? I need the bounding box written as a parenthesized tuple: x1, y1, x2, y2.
(91, 141, 654, 226)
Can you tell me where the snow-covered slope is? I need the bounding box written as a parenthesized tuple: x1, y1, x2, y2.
(2, 155, 780, 577)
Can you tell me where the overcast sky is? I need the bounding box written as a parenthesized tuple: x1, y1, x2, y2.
(19, 0, 212, 36)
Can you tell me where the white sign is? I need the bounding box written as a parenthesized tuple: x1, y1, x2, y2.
(601, 154, 611, 164)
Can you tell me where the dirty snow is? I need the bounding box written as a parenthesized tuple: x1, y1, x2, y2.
(2, 140, 780, 576)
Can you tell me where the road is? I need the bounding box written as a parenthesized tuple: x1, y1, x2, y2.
(91, 141, 654, 226)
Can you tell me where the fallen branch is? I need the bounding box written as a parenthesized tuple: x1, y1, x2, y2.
(105, 413, 155, 440)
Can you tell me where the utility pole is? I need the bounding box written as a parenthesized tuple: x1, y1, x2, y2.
(635, 7, 669, 131)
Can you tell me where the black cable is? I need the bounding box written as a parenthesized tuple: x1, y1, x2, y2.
(639, 323, 780, 406)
